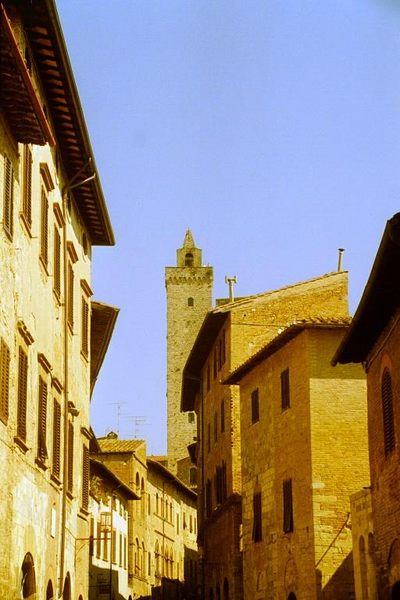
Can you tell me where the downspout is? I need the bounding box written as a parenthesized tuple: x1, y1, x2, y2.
(59, 162, 95, 596)
(59, 186, 69, 596)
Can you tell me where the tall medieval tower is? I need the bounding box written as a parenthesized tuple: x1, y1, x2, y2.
(165, 230, 213, 475)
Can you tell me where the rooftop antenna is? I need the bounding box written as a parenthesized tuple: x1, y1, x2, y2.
(127, 416, 147, 439)
(337, 248, 345, 272)
(225, 275, 237, 302)
(109, 401, 126, 435)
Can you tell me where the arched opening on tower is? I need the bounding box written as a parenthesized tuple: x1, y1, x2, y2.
(185, 252, 194, 266)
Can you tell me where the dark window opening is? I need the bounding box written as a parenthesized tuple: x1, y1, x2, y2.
(281, 368, 290, 410)
(251, 388, 259, 423)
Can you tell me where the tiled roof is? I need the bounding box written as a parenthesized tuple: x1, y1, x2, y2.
(98, 438, 144, 453)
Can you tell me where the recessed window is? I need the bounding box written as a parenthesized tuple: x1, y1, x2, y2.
(252, 491, 262, 542)
(281, 368, 290, 410)
(185, 252, 194, 267)
(188, 297, 194, 307)
(188, 411, 195, 424)
(283, 478, 294, 533)
(382, 368, 395, 455)
(251, 388, 259, 423)
(3, 155, 13, 239)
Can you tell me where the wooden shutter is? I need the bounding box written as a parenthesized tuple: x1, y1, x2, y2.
(67, 263, 74, 328)
(82, 445, 89, 510)
(17, 347, 28, 442)
(81, 297, 89, 357)
(382, 369, 395, 455)
(23, 146, 32, 226)
(3, 156, 13, 237)
(221, 399, 225, 432)
(0, 338, 10, 423)
(53, 226, 61, 297)
(281, 368, 290, 410)
(67, 421, 74, 493)
(40, 189, 49, 266)
(52, 399, 61, 479)
(283, 479, 294, 533)
(37, 376, 48, 460)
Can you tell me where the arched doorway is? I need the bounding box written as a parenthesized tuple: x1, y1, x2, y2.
(223, 578, 229, 600)
(21, 553, 36, 599)
(288, 594, 297, 600)
(392, 581, 400, 599)
(63, 573, 71, 600)
(46, 580, 54, 600)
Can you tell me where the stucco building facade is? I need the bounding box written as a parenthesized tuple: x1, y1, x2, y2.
(181, 270, 351, 600)
(334, 212, 400, 599)
(94, 434, 198, 599)
(0, 2, 115, 599)
(227, 323, 369, 599)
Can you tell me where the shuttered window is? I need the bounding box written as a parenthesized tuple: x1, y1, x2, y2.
(81, 296, 89, 358)
(67, 262, 74, 328)
(67, 421, 74, 493)
(283, 479, 294, 533)
(221, 399, 225, 432)
(3, 156, 13, 238)
(17, 347, 28, 442)
(37, 376, 48, 461)
(0, 338, 10, 424)
(40, 188, 49, 267)
(382, 369, 395, 456)
(252, 491, 262, 542)
(22, 146, 32, 228)
(52, 399, 61, 479)
(53, 225, 61, 298)
(281, 368, 290, 410)
(251, 388, 260, 423)
(82, 445, 89, 510)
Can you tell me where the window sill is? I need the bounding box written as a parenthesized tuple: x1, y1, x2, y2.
(35, 457, 48, 471)
(14, 436, 29, 453)
(39, 255, 49, 276)
(19, 213, 32, 238)
(2, 225, 13, 242)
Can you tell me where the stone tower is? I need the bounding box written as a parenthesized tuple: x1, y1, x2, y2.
(165, 230, 213, 475)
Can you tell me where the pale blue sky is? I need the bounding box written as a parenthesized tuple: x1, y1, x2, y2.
(57, 0, 400, 454)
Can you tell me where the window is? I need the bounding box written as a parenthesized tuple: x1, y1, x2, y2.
(221, 399, 225, 432)
(281, 368, 290, 410)
(67, 262, 74, 329)
(382, 368, 395, 455)
(213, 350, 217, 379)
(283, 479, 294, 533)
(3, 155, 13, 238)
(215, 462, 227, 505)
(82, 446, 89, 511)
(81, 296, 89, 358)
(251, 388, 259, 423)
(22, 146, 32, 229)
(53, 225, 61, 299)
(67, 422, 74, 494)
(189, 467, 197, 485)
(17, 346, 28, 444)
(207, 423, 211, 453)
(214, 411, 218, 442)
(207, 364, 210, 391)
(52, 399, 61, 480)
(40, 188, 49, 268)
(188, 411, 195, 424)
(252, 491, 262, 542)
(185, 252, 193, 266)
(37, 376, 48, 462)
(0, 338, 10, 424)
(188, 297, 194, 307)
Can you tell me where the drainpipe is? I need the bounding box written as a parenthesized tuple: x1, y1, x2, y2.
(59, 186, 69, 596)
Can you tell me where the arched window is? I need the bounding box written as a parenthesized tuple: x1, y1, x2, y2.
(185, 253, 194, 267)
(188, 297, 194, 307)
(46, 580, 54, 600)
(141, 541, 145, 575)
(382, 369, 395, 455)
(21, 553, 36, 599)
(62, 573, 71, 600)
